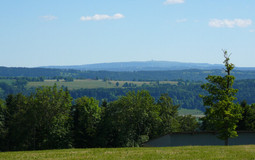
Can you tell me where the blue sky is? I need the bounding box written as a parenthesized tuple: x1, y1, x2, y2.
(0, 0, 254, 67)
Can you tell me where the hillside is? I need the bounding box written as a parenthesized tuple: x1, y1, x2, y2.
(42, 61, 225, 71)
(42, 61, 255, 71)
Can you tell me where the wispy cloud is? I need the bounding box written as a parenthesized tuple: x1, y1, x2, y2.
(250, 29, 255, 33)
(41, 15, 58, 21)
(164, 0, 184, 5)
(176, 19, 187, 23)
(80, 13, 124, 21)
(209, 19, 252, 28)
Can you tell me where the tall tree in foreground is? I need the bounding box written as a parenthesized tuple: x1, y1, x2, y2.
(0, 99, 6, 151)
(200, 50, 242, 145)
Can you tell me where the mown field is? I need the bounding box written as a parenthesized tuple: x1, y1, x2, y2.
(27, 79, 178, 90)
(1, 145, 255, 160)
(0, 79, 15, 85)
(178, 108, 204, 117)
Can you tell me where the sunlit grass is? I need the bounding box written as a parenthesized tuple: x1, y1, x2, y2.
(27, 79, 115, 90)
(179, 108, 204, 117)
(1, 145, 255, 160)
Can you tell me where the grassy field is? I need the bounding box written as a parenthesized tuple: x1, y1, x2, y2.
(179, 108, 204, 117)
(1, 145, 255, 160)
(27, 79, 178, 90)
(0, 79, 15, 85)
(27, 79, 115, 90)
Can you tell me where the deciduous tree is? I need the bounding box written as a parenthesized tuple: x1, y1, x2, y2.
(157, 93, 180, 135)
(72, 96, 101, 148)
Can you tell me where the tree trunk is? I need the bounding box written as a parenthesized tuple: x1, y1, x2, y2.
(225, 138, 229, 146)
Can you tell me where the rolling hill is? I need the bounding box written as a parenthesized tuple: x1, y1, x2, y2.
(41, 61, 226, 71)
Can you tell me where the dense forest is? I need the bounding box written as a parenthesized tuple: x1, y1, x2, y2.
(1, 77, 255, 111)
(69, 79, 255, 111)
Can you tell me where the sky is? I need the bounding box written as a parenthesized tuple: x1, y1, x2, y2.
(0, 0, 254, 67)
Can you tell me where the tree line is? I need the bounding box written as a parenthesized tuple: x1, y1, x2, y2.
(0, 85, 199, 151)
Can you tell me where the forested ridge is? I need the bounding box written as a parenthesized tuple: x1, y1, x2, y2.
(1, 66, 255, 81)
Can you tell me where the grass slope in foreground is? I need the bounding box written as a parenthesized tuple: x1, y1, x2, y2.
(1, 145, 255, 160)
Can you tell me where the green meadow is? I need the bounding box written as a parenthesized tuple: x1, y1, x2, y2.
(27, 79, 178, 90)
(27, 79, 115, 89)
(178, 108, 204, 117)
(1, 145, 255, 160)
(0, 79, 15, 85)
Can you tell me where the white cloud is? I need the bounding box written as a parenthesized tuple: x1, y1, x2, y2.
(209, 19, 252, 28)
(164, 0, 184, 5)
(176, 19, 187, 23)
(80, 13, 124, 21)
(250, 29, 255, 33)
(41, 15, 57, 21)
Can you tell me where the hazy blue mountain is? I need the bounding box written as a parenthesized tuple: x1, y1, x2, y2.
(42, 61, 226, 71)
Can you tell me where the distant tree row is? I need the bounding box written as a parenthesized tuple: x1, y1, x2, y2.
(2, 66, 255, 81)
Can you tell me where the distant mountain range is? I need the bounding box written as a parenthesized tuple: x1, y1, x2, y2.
(41, 61, 255, 71)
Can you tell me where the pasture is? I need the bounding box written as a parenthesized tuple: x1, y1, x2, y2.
(0, 145, 255, 160)
(27, 79, 178, 90)
(0, 79, 15, 85)
(178, 108, 204, 117)
(27, 79, 115, 89)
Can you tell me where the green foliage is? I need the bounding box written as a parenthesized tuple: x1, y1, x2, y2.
(14, 79, 28, 91)
(0, 99, 6, 151)
(31, 85, 73, 149)
(157, 93, 180, 135)
(237, 101, 255, 131)
(72, 96, 101, 148)
(4, 93, 31, 151)
(200, 51, 242, 145)
(69, 82, 206, 111)
(178, 115, 199, 132)
(101, 90, 161, 147)
(2, 85, 72, 151)
(98, 91, 198, 147)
